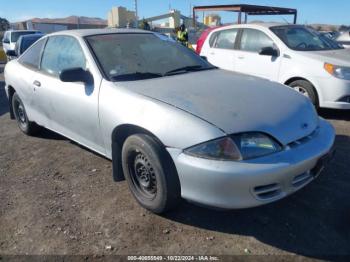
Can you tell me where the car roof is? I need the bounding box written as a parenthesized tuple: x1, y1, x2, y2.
(49, 28, 152, 38)
(213, 22, 301, 31)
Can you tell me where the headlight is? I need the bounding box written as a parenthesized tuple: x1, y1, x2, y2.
(324, 63, 350, 80)
(184, 133, 282, 161)
(231, 132, 282, 160)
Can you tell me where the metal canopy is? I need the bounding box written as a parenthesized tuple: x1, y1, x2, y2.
(193, 4, 297, 26)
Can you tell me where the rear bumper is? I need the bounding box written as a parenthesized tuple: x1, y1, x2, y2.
(167, 119, 335, 209)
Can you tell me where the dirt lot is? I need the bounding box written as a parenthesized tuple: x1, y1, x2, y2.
(0, 63, 349, 260)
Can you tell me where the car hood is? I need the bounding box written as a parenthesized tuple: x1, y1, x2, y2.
(118, 70, 319, 145)
(300, 48, 350, 66)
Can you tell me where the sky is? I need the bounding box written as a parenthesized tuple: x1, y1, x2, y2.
(0, 0, 349, 25)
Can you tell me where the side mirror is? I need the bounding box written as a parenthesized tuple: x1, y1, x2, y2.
(59, 68, 93, 84)
(6, 50, 17, 57)
(259, 47, 279, 57)
(3, 39, 10, 44)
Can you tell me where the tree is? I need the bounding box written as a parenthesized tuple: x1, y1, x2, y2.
(0, 17, 10, 31)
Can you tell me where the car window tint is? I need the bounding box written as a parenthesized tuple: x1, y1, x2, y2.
(240, 29, 274, 53)
(41, 36, 86, 77)
(18, 38, 46, 69)
(214, 29, 238, 49)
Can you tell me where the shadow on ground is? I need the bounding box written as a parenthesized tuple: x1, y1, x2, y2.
(0, 81, 9, 117)
(165, 134, 350, 259)
(319, 108, 350, 121)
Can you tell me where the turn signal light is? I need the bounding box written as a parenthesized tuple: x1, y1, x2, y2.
(324, 63, 335, 75)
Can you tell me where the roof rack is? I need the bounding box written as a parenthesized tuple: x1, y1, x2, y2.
(193, 4, 297, 27)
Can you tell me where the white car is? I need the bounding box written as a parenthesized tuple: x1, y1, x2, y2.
(2, 30, 39, 54)
(198, 23, 350, 109)
(336, 31, 350, 49)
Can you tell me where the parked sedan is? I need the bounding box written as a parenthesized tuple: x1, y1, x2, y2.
(4, 29, 335, 213)
(198, 23, 350, 109)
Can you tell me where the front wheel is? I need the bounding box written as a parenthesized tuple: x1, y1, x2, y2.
(12, 92, 40, 135)
(288, 80, 318, 108)
(121, 134, 181, 213)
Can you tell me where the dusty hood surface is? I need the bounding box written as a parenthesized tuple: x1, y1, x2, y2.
(301, 48, 350, 66)
(118, 70, 319, 145)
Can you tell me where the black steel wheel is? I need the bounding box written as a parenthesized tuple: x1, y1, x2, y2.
(12, 92, 40, 135)
(122, 134, 181, 213)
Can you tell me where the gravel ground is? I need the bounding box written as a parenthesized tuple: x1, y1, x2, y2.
(0, 63, 349, 260)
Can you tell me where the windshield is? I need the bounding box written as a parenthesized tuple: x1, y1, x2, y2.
(11, 31, 37, 42)
(86, 33, 214, 81)
(270, 26, 343, 51)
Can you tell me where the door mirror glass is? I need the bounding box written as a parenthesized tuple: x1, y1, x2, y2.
(59, 68, 93, 84)
(259, 47, 279, 57)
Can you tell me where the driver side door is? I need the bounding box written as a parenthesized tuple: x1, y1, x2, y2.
(235, 28, 281, 81)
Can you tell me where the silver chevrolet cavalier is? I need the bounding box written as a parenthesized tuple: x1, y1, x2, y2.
(4, 29, 335, 213)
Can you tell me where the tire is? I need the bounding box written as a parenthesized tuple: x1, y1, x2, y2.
(12, 92, 41, 135)
(122, 134, 181, 213)
(288, 80, 318, 107)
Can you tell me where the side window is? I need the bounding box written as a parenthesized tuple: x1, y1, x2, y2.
(18, 38, 46, 68)
(240, 29, 275, 53)
(41, 36, 86, 77)
(3, 32, 10, 42)
(213, 29, 238, 49)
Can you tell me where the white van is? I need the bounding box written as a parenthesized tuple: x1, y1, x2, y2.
(198, 23, 350, 109)
(2, 30, 39, 54)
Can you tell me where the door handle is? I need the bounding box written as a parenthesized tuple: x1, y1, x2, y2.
(210, 52, 215, 55)
(238, 56, 245, 59)
(33, 80, 41, 87)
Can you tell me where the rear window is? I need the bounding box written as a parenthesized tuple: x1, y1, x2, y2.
(11, 31, 37, 42)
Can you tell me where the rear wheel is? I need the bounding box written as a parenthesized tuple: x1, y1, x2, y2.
(12, 92, 40, 135)
(288, 80, 318, 107)
(121, 134, 181, 213)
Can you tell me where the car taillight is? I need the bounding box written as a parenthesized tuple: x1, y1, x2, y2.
(196, 27, 218, 55)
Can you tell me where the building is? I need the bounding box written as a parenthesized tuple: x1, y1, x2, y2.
(203, 14, 222, 26)
(108, 6, 136, 28)
(12, 16, 107, 33)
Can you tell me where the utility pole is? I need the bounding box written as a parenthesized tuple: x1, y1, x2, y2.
(134, 0, 138, 28)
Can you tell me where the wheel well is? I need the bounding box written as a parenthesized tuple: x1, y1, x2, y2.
(284, 77, 319, 104)
(284, 77, 309, 86)
(7, 86, 16, 119)
(111, 124, 169, 182)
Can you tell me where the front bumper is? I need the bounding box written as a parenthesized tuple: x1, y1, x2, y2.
(167, 119, 335, 209)
(316, 77, 350, 109)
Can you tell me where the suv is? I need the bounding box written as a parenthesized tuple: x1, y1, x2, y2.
(198, 23, 350, 109)
(2, 30, 40, 55)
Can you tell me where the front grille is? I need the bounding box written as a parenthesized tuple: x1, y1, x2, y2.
(287, 127, 319, 149)
(253, 183, 282, 200)
(292, 171, 313, 187)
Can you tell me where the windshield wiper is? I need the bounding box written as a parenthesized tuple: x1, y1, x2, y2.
(164, 65, 216, 76)
(111, 72, 163, 81)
